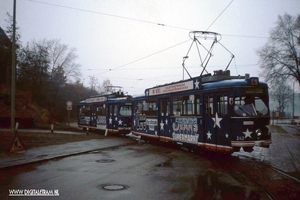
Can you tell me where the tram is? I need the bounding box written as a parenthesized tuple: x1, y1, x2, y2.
(131, 70, 271, 153)
(131, 31, 271, 153)
(78, 86, 132, 135)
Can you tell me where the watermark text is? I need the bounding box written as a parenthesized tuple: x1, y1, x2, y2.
(9, 189, 59, 197)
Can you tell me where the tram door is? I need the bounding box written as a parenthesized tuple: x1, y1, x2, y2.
(215, 94, 230, 148)
(204, 93, 228, 150)
(158, 98, 171, 138)
(107, 104, 117, 130)
(204, 94, 218, 149)
(91, 104, 97, 127)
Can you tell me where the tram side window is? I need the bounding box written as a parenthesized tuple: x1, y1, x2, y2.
(172, 95, 199, 116)
(195, 94, 201, 115)
(183, 95, 197, 115)
(109, 105, 112, 115)
(136, 100, 157, 116)
(80, 105, 90, 116)
(96, 105, 106, 116)
(184, 96, 193, 115)
(160, 99, 170, 114)
(217, 96, 228, 116)
(173, 97, 182, 116)
(205, 96, 214, 116)
(120, 105, 132, 116)
(113, 105, 117, 115)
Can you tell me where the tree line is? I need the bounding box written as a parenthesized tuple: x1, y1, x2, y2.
(3, 13, 111, 123)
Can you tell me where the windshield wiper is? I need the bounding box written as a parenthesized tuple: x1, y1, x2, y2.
(235, 104, 252, 116)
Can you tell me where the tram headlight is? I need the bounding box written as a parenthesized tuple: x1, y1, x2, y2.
(256, 129, 262, 137)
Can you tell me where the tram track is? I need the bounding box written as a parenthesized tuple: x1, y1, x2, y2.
(203, 152, 278, 200)
(232, 151, 300, 199)
(272, 166, 300, 183)
(279, 125, 300, 140)
(285, 143, 300, 172)
(142, 134, 300, 199)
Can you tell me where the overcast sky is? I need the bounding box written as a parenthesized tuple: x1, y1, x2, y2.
(1, 0, 300, 95)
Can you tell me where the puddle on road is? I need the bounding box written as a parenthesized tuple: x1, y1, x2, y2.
(193, 170, 263, 200)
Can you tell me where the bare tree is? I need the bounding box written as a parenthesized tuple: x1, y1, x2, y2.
(98, 79, 113, 93)
(48, 39, 81, 82)
(17, 38, 82, 121)
(257, 14, 300, 87)
(45, 39, 81, 111)
(269, 78, 293, 116)
(89, 76, 98, 92)
(17, 39, 51, 106)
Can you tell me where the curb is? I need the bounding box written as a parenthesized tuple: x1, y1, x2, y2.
(0, 140, 137, 170)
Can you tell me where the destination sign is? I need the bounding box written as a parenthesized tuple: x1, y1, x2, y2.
(147, 80, 194, 96)
(245, 88, 263, 94)
(86, 96, 107, 103)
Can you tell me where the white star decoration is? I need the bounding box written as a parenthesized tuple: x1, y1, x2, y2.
(194, 79, 200, 89)
(225, 133, 229, 138)
(243, 129, 252, 138)
(160, 121, 164, 130)
(109, 117, 112, 124)
(118, 119, 123, 125)
(212, 112, 223, 128)
(207, 130, 212, 139)
(165, 119, 168, 124)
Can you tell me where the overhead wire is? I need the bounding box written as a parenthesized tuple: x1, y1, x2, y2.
(110, 0, 236, 79)
(82, 63, 259, 71)
(202, 0, 237, 75)
(206, 0, 234, 31)
(28, 0, 265, 89)
(28, 0, 268, 39)
(94, 39, 192, 75)
(28, 0, 192, 31)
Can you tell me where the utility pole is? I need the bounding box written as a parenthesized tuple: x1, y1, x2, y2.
(11, 0, 16, 138)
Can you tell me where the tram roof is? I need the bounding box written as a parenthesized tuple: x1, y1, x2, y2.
(78, 96, 131, 105)
(79, 94, 131, 104)
(201, 78, 268, 89)
(143, 70, 268, 97)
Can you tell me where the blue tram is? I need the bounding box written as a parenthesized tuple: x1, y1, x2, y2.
(78, 87, 132, 135)
(131, 70, 271, 153)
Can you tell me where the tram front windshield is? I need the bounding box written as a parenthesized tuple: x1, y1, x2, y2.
(234, 95, 268, 117)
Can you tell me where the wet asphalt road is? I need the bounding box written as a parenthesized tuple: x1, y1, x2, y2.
(0, 143, 205, 200)
(0, 142, 269, 200)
